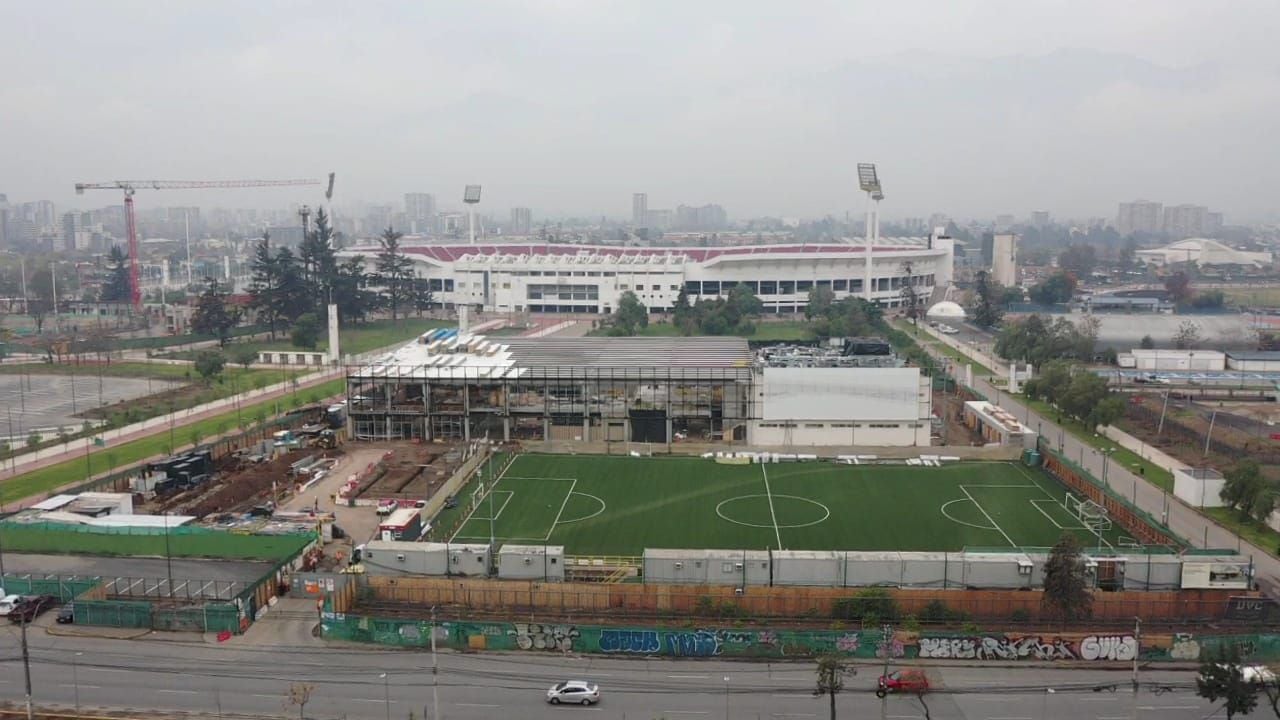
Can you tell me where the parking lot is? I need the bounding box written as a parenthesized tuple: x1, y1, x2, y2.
(0, 373, 180, 439)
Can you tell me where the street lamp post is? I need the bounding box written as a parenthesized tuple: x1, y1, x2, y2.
(723, 676, 730, 720)
(163, 512, 174, 599)
(380, 673, 391, 720)
(430, 606, 440, 720)
(73, 651, 83, 715)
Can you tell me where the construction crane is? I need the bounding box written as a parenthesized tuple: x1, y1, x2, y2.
(74, 175, 336, 309)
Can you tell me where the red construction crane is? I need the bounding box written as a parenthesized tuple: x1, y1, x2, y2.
(74, 175, 334, 309)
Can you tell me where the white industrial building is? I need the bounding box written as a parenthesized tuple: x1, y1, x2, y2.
(1226, 351, 1280, 372)
(337, 233, 955, 315)
(1117, 348, 1227, 371)
(1135, 238, 1273, 268)
(991, 233, 1018, 287)
(751, 367, 931, 446)
(1173, 467, 1226, 508)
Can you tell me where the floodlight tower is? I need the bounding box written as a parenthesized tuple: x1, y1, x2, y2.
(857, 163, 883, 302)
(463, 185, 482, 245)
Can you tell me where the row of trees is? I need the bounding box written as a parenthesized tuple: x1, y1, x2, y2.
(995, 314, 1100, 366)
(1022, 359, 1125, 428)
(672, 284, 763, 335)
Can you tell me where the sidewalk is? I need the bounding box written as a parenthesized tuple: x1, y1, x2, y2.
(911, 320, 1280, 598)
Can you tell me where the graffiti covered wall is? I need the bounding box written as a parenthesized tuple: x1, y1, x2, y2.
(320, 613, 1280, 663)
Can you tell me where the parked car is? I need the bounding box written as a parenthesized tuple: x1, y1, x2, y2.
(0, 594, 22, 616)
(56, 602, 75, 624)
(546, 681, 600, 705)
(376, 499, 397, 516)
(9, 595, 56, 624)
(876, 670, 929, 698)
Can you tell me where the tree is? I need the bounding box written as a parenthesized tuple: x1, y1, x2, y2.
(100, 245, 132, 303)
(230, 344, 259, 370)
(411, 275, 434, 316)
(248, 233, 281, 338)
(972, 270, 1003, 327)
(374, 227, 414, 322)
(298, 208, 338, 315)
(1074, 315, 1101, 361)
(814, 656, 852, 720)
(672, 288, 695, 334)
(724, 283, 763, 329)
(1029, 271, 1077, 305)
(1139, 335, 1156, 350)
(287, 682, 315, 720)
(333, 255, 376, 325)
(1165, 271, 1194, 305)
(806, 285, 835, 320)
(1221, 460, 1277, 524)
(1196, 644, 1258, 719)
(1042, 532, 1093, 625)
(194, 351, 225, 385)
(610, 291, 648, 336)
(1174, 320, 1203, 350)
(1057, 243, 1097, 277)
(191, 278, 240, 347)
(291, 313, 321, 350)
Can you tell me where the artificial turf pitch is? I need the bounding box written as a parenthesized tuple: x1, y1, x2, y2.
(449, 455, 1134, 557)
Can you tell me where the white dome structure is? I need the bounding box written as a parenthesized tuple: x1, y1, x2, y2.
(926, 301, 966, 319)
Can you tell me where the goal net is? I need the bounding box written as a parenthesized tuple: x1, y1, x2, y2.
(1065, 493, 1112, 534)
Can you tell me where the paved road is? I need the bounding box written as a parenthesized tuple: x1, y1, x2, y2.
(917, 322, 1279, 598)
(0, 622, 1218, 720)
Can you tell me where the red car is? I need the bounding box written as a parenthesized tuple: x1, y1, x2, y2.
(876, 670, 929, 698)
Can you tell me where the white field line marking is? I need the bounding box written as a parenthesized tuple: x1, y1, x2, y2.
(1016, 463, 1114, 550)
(545, 478, 579, 541)
(761, 464, 783, 550)
(940, 498, 998, 530)
(556, 492, 607, 525)
(470, 490, 514, 522)
(1029, 499, 1076, 530)
(504, 476, 577, 481)
(960, 485, 1017, 547)
(449, 459, 516, 542)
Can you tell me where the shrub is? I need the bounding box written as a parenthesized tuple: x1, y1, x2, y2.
(832, 588, 900, 622)
(695, 596, 716, 616)
(1010, 608, 1030, 623)
(961, 621, 981, 634)
(903, 614, 921, 633)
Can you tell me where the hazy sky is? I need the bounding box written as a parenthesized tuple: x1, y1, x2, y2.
(3, 0, 1278, 222)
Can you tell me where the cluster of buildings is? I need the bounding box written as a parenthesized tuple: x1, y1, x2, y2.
(1116, 199, 1225, 238)
(632, 193, 728, 231)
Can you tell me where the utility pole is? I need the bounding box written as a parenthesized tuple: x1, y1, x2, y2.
(430, 605, 440, 720)
(880, 623, 893, 720)
(1132, 616, 1141, 692)
(20, 617, 33, 720)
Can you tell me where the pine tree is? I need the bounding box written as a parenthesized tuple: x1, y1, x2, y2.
(299, 208, 338, 315)
(248, 233, 281, 338)
(190, 277, 240, 346)
(100, 245, 132, 303)
(973, 270, 1004, 327)
(334, 255, 375, 325)
(374, 227, 414, 322)
(274, 247, 309, 323)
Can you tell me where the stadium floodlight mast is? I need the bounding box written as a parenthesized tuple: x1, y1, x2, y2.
(463, 185, 482, 245)
(857, 162, 883, 301)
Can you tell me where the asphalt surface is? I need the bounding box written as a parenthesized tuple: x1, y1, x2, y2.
(0, 373, 181, 437)
(919, 322, 1280, 598)
(0, 621, 1220, 720)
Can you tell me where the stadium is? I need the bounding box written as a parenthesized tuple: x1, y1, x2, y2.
(338, 232, 955, 315)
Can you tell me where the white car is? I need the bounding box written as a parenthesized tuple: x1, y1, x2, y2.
(0, 595, 21, 616)
(546, 681, 600, 705)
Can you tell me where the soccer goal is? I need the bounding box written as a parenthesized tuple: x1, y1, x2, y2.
(1065, 493, 1112, 544)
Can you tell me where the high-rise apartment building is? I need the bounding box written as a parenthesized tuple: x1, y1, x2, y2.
(509, 207, 532, 235)
(632, 193, 648, 226)
(1162, 204, 1209, 239)
(1030, 210, 1050, 229)
(404, 193, 436, 234)
(675, 203, 727, 230)
(1116, 200, 1162, 235)
(991, 233, 1018, 287)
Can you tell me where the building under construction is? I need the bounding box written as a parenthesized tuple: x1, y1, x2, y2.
(345, 329, 935, 448)
(345, 330, 755, 444)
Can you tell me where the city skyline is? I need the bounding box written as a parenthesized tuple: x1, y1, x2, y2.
(2, 2, 1278, 222)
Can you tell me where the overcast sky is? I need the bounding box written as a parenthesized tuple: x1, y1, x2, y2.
(3, 0, 1278, 223)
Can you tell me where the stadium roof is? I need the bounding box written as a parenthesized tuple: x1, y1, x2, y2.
(349, 330, 754, 381)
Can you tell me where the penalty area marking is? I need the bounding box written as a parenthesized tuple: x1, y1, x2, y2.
(716, 495, 831, 529)
(939, 498, 998, 531)
(555, 492, 607, 525)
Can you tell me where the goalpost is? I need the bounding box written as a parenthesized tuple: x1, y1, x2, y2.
(1065, 493, 1112, 549)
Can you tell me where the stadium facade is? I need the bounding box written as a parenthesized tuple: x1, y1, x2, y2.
(346, 331, 932, 447)
(338, 232, 954, 315)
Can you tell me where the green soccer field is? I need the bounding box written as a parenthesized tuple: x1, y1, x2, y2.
(449, 455, 1139, 556)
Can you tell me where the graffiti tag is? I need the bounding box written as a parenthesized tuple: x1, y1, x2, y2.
(1169, 634, 1200, 661)
(836, 633, 860, 653)
(599, 629, 660, 654)
(1080, 635, 1137, 662)
(666, 630, 723, 657)
(513, 623, 579, 652)
(919, 637, 977, 659)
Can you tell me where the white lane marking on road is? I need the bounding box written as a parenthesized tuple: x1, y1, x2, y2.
(772, 714, 817, 718)
(351, 698, 399, 704)
(662, 712, 709, 716)
(987, 716, 1033, 719)
(1099, 716, 1132, 719)
(455, 703, 500, 708)
(157, 690, 199, 695)
(1137, 707, 1198, 711)
(82, 668, 126, 674)
(58, 684, 102, 689)
(251, 694, 278, 699)
(667, 674, 710, 679)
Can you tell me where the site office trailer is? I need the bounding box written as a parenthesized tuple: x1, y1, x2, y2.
(379, 508, 423, 541)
